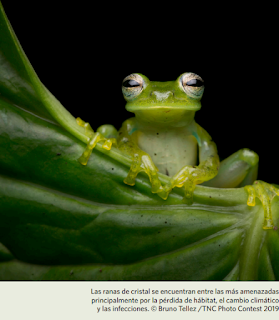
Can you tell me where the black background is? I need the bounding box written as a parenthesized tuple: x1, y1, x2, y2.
(2, 1, 278, 184)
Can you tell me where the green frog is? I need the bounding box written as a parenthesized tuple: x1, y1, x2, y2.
(76, 72, 279, 229)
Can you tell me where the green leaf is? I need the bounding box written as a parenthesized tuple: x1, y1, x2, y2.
(0, 1, 279, 280)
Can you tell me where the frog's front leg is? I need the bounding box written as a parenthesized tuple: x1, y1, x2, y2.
(122, 145, 164, 194)
(76, 117, 117, 165)
(118, 119, 165, 196)
(161, 154, 219, 204)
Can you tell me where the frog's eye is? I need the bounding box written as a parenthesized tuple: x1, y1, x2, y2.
(122, 74, 144, 100)
(180, 73, 204, 99)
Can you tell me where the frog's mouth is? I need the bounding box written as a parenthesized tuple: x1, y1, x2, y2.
(128, 106, 199, 125)
(127, 105, 201, 111)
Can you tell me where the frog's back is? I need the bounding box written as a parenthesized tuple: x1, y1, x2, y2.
(135, 127, 197, 176)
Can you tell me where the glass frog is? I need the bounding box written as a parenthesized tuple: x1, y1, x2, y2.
(76, 72, 279, 229)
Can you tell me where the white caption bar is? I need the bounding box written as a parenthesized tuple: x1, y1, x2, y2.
(1, 281, 279, 319)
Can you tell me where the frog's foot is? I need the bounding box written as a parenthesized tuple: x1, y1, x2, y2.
(244, 180, 279, 229)
(124, 153, 165, 196)
(78, 133, 117, 165)
(160, 159, 218, 204)
(159, 166, 201, 204)
(76, 117, 117, 165)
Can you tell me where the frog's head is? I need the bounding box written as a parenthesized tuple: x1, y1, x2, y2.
(122, 73, 204, 127)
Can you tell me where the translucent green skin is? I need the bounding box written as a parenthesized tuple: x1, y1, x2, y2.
(76, 73, 218, 204)
(91, 73, 278, 228)
(106, 73, 220, 203)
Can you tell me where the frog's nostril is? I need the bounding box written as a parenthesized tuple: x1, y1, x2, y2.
(151, 91, 174, 101)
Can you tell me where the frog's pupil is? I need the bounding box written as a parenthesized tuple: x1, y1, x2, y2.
(123, 80, 140, 88)
(186, 79, 204, 87)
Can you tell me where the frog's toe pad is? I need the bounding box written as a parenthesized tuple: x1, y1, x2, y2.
(157, 189, 169, 200)
(244, 180, 279, 229)
(263, 219, 274, 230)
(102, 138, 117, 150)
(124, 177, 136, 186)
